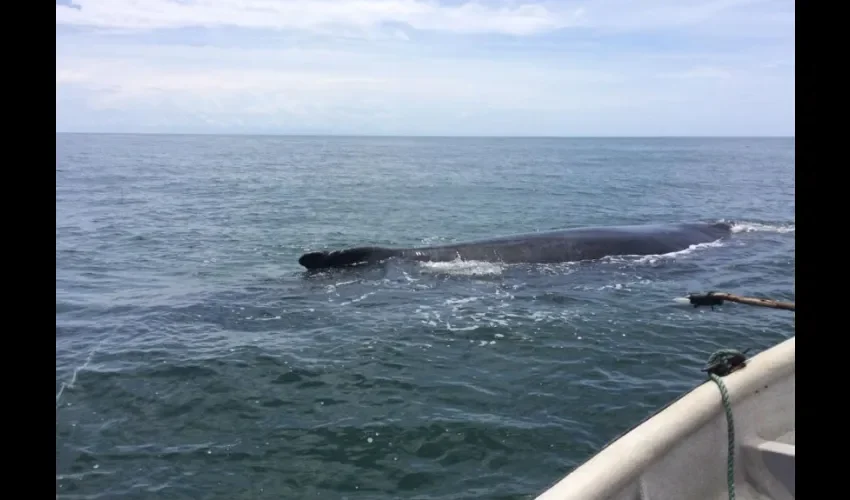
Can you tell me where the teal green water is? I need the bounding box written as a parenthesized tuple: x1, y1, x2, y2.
(56, 135, 795, 499)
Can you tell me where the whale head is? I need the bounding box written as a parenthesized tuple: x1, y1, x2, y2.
(298, 251, 331, 270)
(299, 247, 399, 270)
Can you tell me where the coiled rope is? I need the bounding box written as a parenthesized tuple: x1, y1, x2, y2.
(702, 348, 750, 500)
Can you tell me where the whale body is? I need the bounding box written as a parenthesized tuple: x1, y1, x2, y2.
(298, 221, 732, 270)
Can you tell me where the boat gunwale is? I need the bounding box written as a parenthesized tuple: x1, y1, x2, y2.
(535, 335, 796, 500)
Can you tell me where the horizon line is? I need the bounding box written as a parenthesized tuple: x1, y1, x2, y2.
(55, 131, 795, 139)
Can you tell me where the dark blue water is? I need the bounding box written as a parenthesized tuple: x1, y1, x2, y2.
(56, 134, 795, 499)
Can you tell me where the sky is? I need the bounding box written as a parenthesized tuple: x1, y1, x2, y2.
(55, 0, 795, 136)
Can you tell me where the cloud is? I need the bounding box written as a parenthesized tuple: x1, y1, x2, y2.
(658, 66, 733, 80)
(55, 47, 638, 119)
(55, 0, 795, 135)
(56, 0, 792, 38)
(56, 0, 580, 36)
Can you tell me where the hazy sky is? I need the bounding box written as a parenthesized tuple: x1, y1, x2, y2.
(56, 0, 795, 136)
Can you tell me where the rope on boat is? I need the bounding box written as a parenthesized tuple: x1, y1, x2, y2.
(687, 292, 795, 312)
(703, 349, 749, 500)
(688, 292, 789, 499)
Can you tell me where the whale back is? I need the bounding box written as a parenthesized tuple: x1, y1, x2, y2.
(403, 222, 732, 263)
(297, 221, 733, 270)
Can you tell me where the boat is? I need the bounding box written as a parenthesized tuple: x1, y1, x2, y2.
(535, 334, 795, 500)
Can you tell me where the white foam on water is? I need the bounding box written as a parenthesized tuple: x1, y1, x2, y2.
(444, 297, 481, 306)
(597, 279, 654, 292)
(730, 221, 795, 234)
(446, 324, 479, 332)
(339, 291, 376, 306)
(56, 336, 108, 407)
(417, 259, 504, 276)
(595, 238, 728, 267)
(252, 315, 282, 321)
(633, 238, 728, 264)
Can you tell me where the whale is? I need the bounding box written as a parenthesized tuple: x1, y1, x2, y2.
(298, 221, 733, 271)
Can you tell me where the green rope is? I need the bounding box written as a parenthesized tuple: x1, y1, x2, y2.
(702, 348, 749, 500)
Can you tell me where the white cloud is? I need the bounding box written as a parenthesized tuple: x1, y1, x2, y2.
(55, 0, 795, 135)
(56, 0, 579, 36)
(56, 0, 792, 37)
(55, 42, 792, 134)
(55, 47, 636, 116)
(658, 66, 733, 80)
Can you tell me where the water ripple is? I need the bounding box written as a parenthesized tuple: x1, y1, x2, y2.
(56, 135, 794, 499)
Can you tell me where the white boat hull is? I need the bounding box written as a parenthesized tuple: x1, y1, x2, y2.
(536, 336, 795, 500)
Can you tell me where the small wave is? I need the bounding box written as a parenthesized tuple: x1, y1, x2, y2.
(633, 239, 727, 264)
(339, 291, 377, 306)
(600, 239, 727, 266)
(444, 297, 481, 307)
(418, 259, 504, 276)
(57, 336, 109, 407)
(597, 279, 654, 292)
(728, 221, 795, 234)
(447, 324, 480, 332)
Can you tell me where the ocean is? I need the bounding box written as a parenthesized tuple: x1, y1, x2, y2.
(56, 134, 795, 499)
